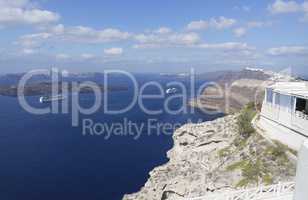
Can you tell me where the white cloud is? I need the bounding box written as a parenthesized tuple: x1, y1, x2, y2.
(209, 17, 237, 29)
(171, 32, 200, 45)
(231, 21, 272, 38)
(242, 6, 251, 12)
(234, 5, 251, 12)
(198, 42, 254, 51)
(47, 23, 65, 34)
(81, 53, 95, 59)
(196, 42, 257, 59)
(302, 13, 308, 21)
(19, 25, 128, 46)
(267, 46, 308, 56)
(15, 32, 51, 47)
(16, 25, 131, 48)
(22, 48, 35, 54)
(58, 26, 130, 43)
(268, 0, 302, 14)
(301, 2, 308, 21)
(155, 27, 172, 34)
(0, 0, 60, 26)
(132, 29, 255, 55)
(268, 0, 308, 22)
(186, 16, 236, 30)
(0, 0, 28, 7)
(56, 53, 70, 59)
(104, 47, 123, 55)
(134, 32, 200, 48)
(233, 27, 247, 37)
(304, 1, 308, 11)
(247, 21, 272, 28)
(186, 20, 208, 30)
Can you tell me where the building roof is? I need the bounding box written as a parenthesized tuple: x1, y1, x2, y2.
(267, 82, 308, 99)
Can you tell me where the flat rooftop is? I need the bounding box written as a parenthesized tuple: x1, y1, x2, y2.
(268, 82, 308, 99)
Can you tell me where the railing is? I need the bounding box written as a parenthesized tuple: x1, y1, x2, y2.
(261, 102, 308, 134)
(185, 182, 295, 200)
(295, 111, 308, 120)
(263, 101, 308, 121)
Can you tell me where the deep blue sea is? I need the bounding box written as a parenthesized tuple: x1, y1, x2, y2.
(0, 75, 222, 200)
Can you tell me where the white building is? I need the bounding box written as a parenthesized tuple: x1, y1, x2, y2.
(259, 82, 308, 150)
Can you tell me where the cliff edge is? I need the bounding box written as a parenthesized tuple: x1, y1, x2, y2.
(123, 109, 296, 200)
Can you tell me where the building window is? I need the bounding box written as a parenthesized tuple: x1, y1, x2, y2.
(266, 88, 273, 103)
(295, 98, 308, 114)
(291, 96, 295, 111)
(280, 94, 292, 110)
(275, 93, 280, 105)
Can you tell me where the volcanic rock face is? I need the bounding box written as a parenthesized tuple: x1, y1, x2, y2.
(123, 115, 296, 200)
(189, 68, 297, 114)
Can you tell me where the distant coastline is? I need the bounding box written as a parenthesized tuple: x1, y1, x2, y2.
(0, 82, 128, 97)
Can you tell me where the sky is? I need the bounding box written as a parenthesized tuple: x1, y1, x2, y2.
(0, 0, 308, 74)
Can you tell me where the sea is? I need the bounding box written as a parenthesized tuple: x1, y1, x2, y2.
(0, 74, 223, 200)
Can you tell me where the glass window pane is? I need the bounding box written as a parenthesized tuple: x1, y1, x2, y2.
(275, 93, 280, 105)
(280, 94, 292, 109)
(266, 88, 273, 103)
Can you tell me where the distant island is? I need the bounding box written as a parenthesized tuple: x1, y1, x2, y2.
(0, 82, 128, 97)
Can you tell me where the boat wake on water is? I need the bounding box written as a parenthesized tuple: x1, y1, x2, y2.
(39, 94, 66, 103)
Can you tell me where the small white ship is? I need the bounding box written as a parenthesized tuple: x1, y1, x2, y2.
(166, 88, 177, 94)
(39, 94, 65, 103)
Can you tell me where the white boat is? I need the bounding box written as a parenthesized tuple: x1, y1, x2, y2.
(166, 88, 177, 94)
(39, 94, 65, 103)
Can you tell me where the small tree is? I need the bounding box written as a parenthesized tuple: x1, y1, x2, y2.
(237, 103, 256, 139)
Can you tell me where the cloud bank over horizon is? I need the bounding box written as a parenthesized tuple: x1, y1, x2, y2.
(0, 0, 308, 73)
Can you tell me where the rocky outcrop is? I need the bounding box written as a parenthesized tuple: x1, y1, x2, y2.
(123, 115, 296, 200)
(189, 79, 266, 113)
(189, 68, 297, 114)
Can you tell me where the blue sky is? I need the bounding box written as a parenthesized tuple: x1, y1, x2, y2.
(0, 0, 308, 74)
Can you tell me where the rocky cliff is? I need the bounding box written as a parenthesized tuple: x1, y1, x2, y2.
(189, 68, 297, 113)
(123, 68, 297, 200)
(123, 113, 296, 200)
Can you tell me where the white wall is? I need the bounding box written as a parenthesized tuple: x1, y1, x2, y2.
(294, 140, 308, 200)
(261, 102, 308, 137)
(258, 116, 305, 150)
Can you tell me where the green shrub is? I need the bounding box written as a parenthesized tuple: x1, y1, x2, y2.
(273, 140, 298, 156)
(218, 147, 231, 158)
(241, 159, 265, 182)
(236, 179, 250, 187)
(237, 103, 256, 139)
(262, 174, 273, 185)
(233, 135, 248, 150)
(226, 160, 248, 171)
(266, 142, 289, 165)
(246, 102, 256, 111)
(228, 158, 269, 187)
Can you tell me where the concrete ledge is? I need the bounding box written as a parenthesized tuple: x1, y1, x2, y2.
(257, 116, 306, 151)
(294, 140, 308, 200)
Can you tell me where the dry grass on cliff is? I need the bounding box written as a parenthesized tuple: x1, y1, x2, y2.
(219, 103, 296, 188)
